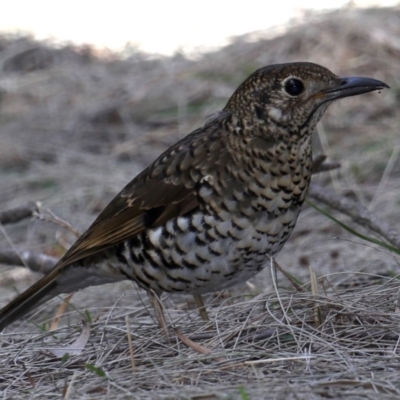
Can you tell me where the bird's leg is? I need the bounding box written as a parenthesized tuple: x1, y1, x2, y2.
(147, 290, 167, 331)
(193, 294, 210, 322)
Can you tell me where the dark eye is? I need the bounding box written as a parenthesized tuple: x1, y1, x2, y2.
(284, 78, 304, 96)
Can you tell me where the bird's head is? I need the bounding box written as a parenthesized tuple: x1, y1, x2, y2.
(224, 62, 389, 141)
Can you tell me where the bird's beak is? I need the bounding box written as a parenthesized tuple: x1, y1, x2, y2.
(323, 76, 389, 100)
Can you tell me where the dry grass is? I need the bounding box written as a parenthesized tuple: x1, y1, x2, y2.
(0, 6, 400, 399)
(1, 271, 400, 399)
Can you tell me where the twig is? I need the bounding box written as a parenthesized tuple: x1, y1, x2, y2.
(0, 202, 40, 225)
(274, 259, 304, 292)
(174, 328, 226, 362)
(174, 328, 212, 355)
(49, 293, 74, 331)
(309, 265, 323, 327)
(125, 315, 136, 372)
(62, 372, 77, 400)
(34, 208, 81, 238)
(308, 183, 400, 249)
(0, 249, 58, 274)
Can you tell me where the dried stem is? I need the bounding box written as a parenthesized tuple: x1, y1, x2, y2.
(308, 183, 400, 249)
(34, 208, 81, 238)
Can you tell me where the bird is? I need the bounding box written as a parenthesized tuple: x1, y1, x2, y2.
(0, 62, 388, 331)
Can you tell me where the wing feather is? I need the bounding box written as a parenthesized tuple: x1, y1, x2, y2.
(51, 112, 232, 270)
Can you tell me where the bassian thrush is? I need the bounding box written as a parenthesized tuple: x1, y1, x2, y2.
(0, 62, 388, 330)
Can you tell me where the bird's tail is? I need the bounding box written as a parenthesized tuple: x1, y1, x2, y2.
(0, 269, 61, 330)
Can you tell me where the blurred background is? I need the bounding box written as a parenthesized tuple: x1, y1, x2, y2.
(1, 0, 399, 55)
(0, 0, 399, 312)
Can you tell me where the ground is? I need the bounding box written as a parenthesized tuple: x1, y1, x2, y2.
(0, 7, 400, 399)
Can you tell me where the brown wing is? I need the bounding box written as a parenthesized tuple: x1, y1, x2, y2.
(59, 181, 196, 266)
(55, 170, 197, 270)
(53, 111, 231, 270)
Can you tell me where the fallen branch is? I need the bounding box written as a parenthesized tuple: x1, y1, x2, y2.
(308, 183, 400, 249)
(0, 208, 78, 281)
(0, 202, 40, 225)
(0, 249, 58, 274)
